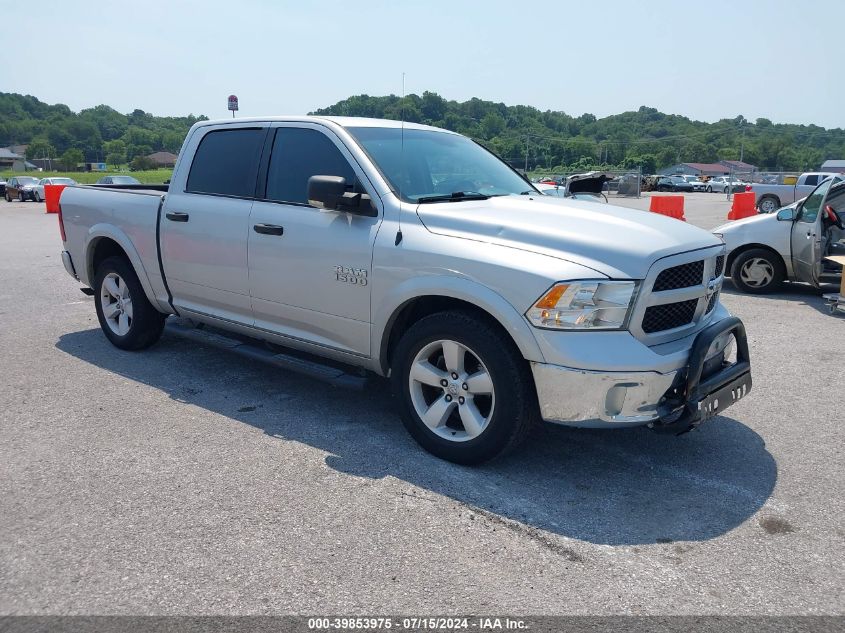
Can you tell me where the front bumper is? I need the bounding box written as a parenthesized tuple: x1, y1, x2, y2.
(531, 317, 751, 432)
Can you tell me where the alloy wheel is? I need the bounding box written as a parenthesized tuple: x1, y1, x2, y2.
(408, 339, 495, 442)
(100, 272, 134, 335)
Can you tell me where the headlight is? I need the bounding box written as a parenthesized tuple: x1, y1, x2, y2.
(526, 281, 637, 330)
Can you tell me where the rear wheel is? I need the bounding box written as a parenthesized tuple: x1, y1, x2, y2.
(94, 256, 166, 350)
(392, 311, 536, 464)
(757, 196, 780, 214)
(730, 248, 785, 294)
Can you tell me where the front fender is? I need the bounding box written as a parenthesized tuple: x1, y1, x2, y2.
(372, 275, 546, 374)
(84, 224, 165, 311)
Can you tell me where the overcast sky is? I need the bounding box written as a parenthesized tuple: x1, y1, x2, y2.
(6, 0, 842, 128)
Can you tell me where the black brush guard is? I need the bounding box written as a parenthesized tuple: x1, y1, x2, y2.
(652, 316, 752, 434)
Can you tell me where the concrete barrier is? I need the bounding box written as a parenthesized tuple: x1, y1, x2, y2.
(649, 195, 686, 221)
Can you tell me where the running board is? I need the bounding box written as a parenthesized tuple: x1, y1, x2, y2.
(165, 319, 368, 390)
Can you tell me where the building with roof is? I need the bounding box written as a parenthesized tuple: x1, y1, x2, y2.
(718, 160, 758, 173)
(0, 148, 26, 171)
(820, 159, 845, 173)
(146, 151, 178, 168)
(659, 162, 732, 177)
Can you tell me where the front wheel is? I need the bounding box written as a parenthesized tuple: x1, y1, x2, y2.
(730, 248, 785, 294)
(706, 186, 712, 193)
(391, 311, 536, 464)
(94, 256, 166, 350)
(18, 192, 25, 202)
(33, 191, 41, 202)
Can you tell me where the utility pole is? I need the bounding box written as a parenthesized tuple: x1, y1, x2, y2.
(524, 134, 529, 173)
(740, 118, 746, 163)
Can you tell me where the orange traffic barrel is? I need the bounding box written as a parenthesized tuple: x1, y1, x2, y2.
(44, 184, 68, 214)
(728, 192, 756, 220)
(649, 195, 686, 221)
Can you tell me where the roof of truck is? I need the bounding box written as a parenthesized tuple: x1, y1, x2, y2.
(196, 116, 454, 134)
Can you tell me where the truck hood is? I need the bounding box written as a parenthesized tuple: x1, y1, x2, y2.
(416, 195, 721, 279)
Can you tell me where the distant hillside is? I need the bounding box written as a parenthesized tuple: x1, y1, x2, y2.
(313, 92, 845, 173)
(0, 93, 207, 167)
(1, 91, 843, 173)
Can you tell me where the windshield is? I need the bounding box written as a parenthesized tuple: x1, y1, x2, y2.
(51, 178, 76, 185)
(18, 177, 38, 185)
(110, 176, 140, 184)
(347, 126, 534, 203)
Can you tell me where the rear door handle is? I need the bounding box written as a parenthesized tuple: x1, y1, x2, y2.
(165, 211, 189, 222)
(253, 224, 284, 236)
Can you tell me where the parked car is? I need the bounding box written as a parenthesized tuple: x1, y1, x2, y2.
(677, 175, 707, 191)
(58, 116, 751, 464)
(4, 176, 40, 201)
(655, 176, 694, 192)
(0, 178, 6, 196)
(706, 176, 746, 194)
(95, 175, 141, 185)
(33, 177, 77, 202)
(749, 172, 840, 214)
(714, 176, 845, 293)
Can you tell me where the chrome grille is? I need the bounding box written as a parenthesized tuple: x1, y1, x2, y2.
(642, 299, 698, 333)
(653, 260, 704, 292)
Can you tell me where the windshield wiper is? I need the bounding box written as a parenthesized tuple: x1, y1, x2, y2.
(417, 191, 490, 203)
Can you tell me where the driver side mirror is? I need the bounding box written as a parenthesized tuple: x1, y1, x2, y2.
(776, 208, 795, 221)
(307, 175, 376, 217)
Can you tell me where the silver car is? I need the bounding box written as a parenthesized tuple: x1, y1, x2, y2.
(714, 177, 845, 293)
(33, 177, 77, 202)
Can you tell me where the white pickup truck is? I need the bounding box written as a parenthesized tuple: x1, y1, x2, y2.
(58, 116, 752, 463)
(751, 172, 840, 214)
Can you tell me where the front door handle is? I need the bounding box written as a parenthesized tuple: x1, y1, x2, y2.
(253, 223, 284, 236)
(165, 211, 189, 222)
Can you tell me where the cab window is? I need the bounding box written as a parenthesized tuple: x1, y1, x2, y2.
(186, 127, 265, 197)
(264, 127, 357, 205)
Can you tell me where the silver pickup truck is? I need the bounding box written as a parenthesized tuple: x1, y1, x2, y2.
(751, 172, 840, 213)
(58, 116, 751, 463)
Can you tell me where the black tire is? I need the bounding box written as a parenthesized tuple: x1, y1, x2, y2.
(757, 195, 780, 214)
(94, 256, 166, 350)
(33, 191, 41, 202)
(391, 310, 537, 464)
(4, 192, 9, 202)
(729, 248, 786, 294)
(706, 186, 712, 193)
(18, 191, 25, 202)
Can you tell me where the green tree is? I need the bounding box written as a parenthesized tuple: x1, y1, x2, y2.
(103, 139, 127, 167)
(60, 148, 84, 171)
(130, 155, 156, 171)
(26, 138, 55, 160)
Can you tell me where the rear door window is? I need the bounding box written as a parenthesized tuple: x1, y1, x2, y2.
(804, 175, 819, 186)
(186, 127, 265, 197)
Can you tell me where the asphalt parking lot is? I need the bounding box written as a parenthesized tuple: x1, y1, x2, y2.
(1, 197, 843, 615)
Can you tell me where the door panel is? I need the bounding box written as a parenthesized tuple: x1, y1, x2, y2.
(790, 178, 834, 285)
(160, 125, 266, 323)
(161, 193, 254, 321)
(248, 124, 381, 356)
